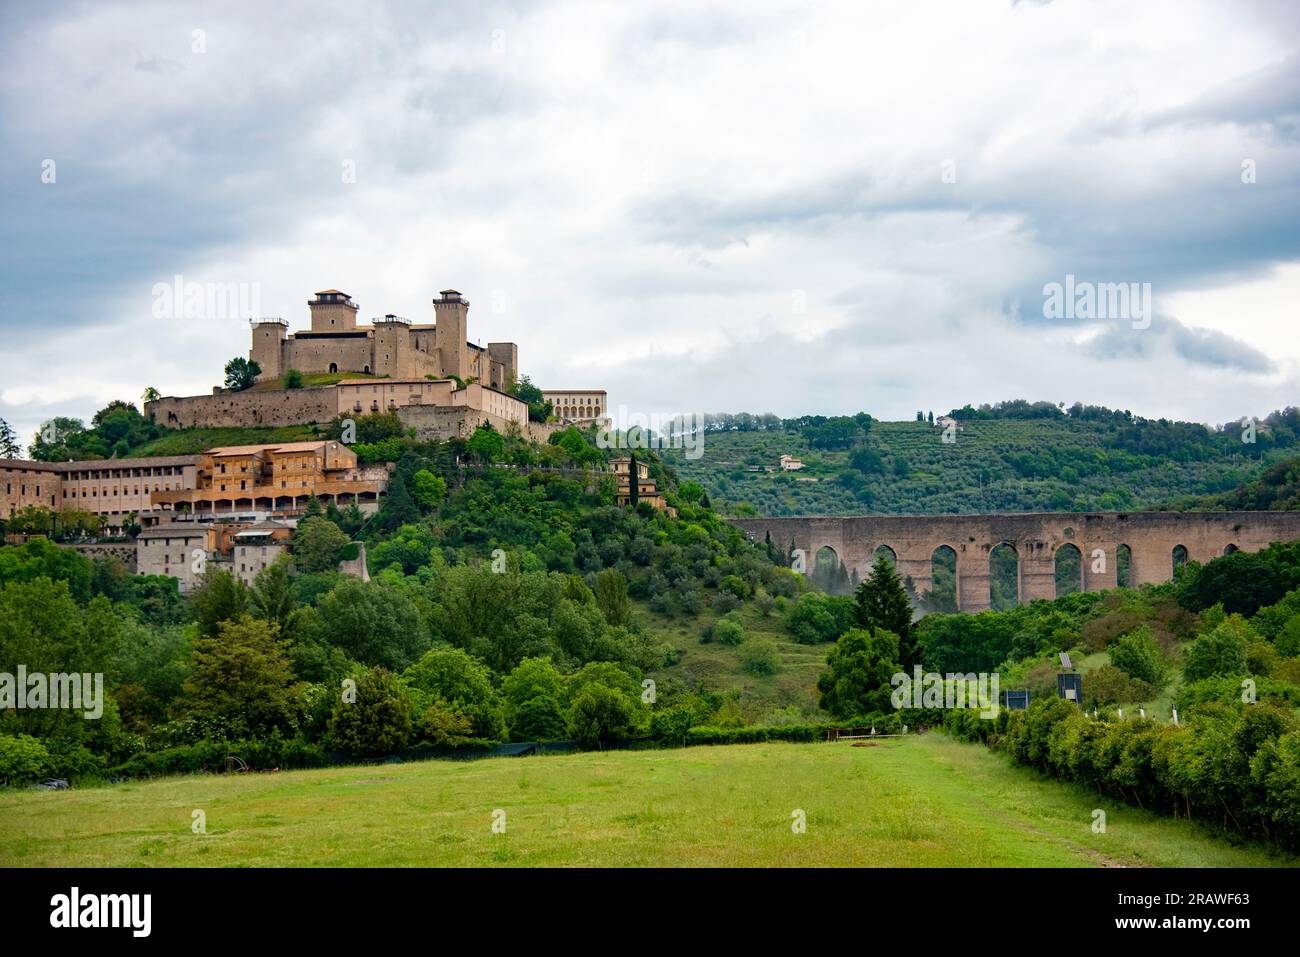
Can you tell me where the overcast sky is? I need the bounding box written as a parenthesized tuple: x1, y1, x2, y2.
(2, 0, 1298, 446)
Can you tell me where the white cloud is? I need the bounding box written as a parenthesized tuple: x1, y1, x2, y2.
(1, 0, 1299, 445)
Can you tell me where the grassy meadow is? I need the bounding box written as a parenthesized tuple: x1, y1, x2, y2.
(1, 735, 1288, 868)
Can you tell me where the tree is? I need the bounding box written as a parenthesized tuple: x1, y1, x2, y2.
(627, 453, 640, 508)
(593, 568, 632, 627)
(509, 374, 552, 423)
(223, 357, 261, 392)
(411, 469, 446, 510)
(327, 667, 412, 756)
(190, 568, 250, 639)
(292, 517, 350, 573)
(141, 387, 161, 405)
(250, 557, 298, 635)
(401, 647, 504, 740)
(1178, 551, 1286, 618)
(373, 469, 419, 532)
(179, 615, 304, 737)
(650, 705, 695, 746)
(315, 578, 429, 670)
(817, 627, 901, 719)
(1184, 617, 1251, 682)
(502, 656, 567, 741)
(567, 684, 639, 749)
(283, 369, 304, 389)
(854, 554, 918, 668)
(1107, 627, 1166, 688)
(0, 418, 21, 458)
(466, 424, 504, 463)
(416, 699, 475, 747)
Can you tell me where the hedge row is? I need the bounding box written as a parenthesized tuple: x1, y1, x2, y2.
(943, 698, 1300, 851)
(110, 737, 331, 779)
(683, 713, 914, 746)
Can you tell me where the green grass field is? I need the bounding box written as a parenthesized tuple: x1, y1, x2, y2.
(0, 735, 1288, 867)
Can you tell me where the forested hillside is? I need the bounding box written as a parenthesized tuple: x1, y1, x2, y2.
(661, 402, 1300, 516)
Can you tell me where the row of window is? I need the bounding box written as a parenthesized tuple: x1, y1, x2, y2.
(64, 466, 185, 480)
(64, 485, 176, 497)
(216, 481, 311, 491)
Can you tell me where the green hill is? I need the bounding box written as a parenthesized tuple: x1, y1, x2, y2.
(661, 405, 1300, 516)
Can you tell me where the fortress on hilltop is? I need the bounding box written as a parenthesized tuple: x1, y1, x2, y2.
(250, 288, 519, 389)
(143, 283, 607, 439)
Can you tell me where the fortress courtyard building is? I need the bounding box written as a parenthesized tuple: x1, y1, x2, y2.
(251, 288, 519, 389)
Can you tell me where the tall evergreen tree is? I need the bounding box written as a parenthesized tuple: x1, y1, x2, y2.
(627, 453, 640, 508)
(854, 554, 918, 668)
(0, 417, 21, 458)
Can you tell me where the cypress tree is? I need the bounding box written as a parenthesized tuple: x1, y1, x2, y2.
(854, 554, 919, 668)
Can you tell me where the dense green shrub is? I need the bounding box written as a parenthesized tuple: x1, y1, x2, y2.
(946, 696, 1300, 851)
(1107, 627, 1167, 687)
(1184, 618, 1251, 682)
(0, 733, 51, 786)
(712, 617, 745, 646)
(739, 637, 781, 676)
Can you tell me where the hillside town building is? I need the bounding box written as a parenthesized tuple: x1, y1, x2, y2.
(1, 441, 387, 533)
(543, 390, 608, 425)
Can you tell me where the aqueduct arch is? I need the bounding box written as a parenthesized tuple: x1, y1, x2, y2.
(732, 511, 1300, 614)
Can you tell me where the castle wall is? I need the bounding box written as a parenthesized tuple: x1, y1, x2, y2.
(147, 387, 338, 429)
(397, 404, 558, 443)
(282, 335, 374, 376)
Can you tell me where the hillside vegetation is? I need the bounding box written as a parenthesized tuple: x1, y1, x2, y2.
(662, 402, 1300, 516)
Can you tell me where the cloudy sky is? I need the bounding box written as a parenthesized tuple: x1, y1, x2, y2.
(2, 0, 1299, 446)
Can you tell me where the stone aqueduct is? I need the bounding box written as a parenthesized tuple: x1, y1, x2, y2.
(730, 512, 1300, 613)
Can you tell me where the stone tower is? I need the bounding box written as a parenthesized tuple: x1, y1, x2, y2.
(249, 318, 288, 380)
(372, 314, 412, 377)
(433, 289, 470, 381)
(308, 290, 358, 332)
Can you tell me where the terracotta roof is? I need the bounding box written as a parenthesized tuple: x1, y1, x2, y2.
(208, 442, 334, 456)
(55, 455, 202, 470)
(0, 459, 62, 471)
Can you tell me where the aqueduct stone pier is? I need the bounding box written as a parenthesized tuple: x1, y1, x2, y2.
(730, 512, 1300, 612)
